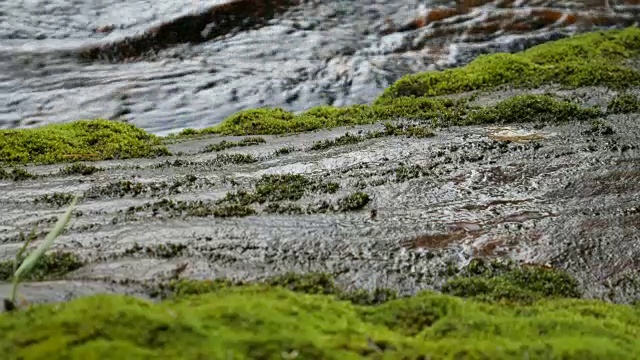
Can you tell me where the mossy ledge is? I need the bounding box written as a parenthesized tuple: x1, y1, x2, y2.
(0, 120, 170, 165)
(2, 262, 640, 359)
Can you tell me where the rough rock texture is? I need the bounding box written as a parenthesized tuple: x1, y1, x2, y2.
(1, 86, 639, 305)
(1, 26, 640, 359)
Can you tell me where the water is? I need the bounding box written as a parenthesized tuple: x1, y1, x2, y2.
(1, 0, 639, 135)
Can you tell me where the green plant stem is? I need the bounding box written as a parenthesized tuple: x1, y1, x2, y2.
(11, 195, 78, 305)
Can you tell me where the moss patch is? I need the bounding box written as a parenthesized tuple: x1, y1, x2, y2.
(441, 258, 581, 303)
(154, 154, 258, 170)
(176, 97, 464, 136)
(219, 174, 340, 206)
(392, 164, 429, 183)
(123, 242, 188, 259)
(164, 272, 397, 306)
(123, 198, 256, 219)
(274, 146, 295, 156)
(607, 92, 640, 114)
(464, 94, 601, 125)
(200, 137, 266, 153)
(212, 203, 257, 218)
(336, 192, 370, 212)
(0, 167, 37, 181)
(0, 251, 84, 281)
(309, 123, 435, 151)
(174, 92, 598, 137)
(378, 26, 640, 101)
(310, 132, 367, 151)
(34, 192, 75, 208)
(58, 163, 103, 176)
(2, 268, 640, 359)
(209, 175, 374, 216)
(584, 119, 615, 136)
(84, 175, 200, 200)
(0, 120, 170, 165)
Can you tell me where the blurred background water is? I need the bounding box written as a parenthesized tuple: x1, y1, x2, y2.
(0, 0, 638, 135)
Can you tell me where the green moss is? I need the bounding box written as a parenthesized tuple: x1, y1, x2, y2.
(219, 174, 340, 207)
(164, 272, 397, 306)
(123, 242, 189, 260)
(310, 132, 367, 151)
(585, 119, 615, 136)
(607, 92, 640, 114)
(125, 198, 255, 219)
(441, 258, 581, 303)
(2, 278, 639, 359)
(147, 243, 187, 259)
(175, 92, 594, 137)
(0, 167, 37, 181)
(378, 26, 640, 102)
(167, 277, 237, 297)
(212, 203, 257, 218)
(274, 146, 295, 156)
(87, 180, 148, 198)
(154, 154, 257, 170)
(0, 120, 170, 165)
(59, 163, 103, 176)
(212, 106, 370, 135)
(200, 137, 266, 153)
(175, 128, 198, 136)
(175, 97, 464, 136)
(34, 192, 75, 207)
(206, 153, 258, 165)
(0, 251, 83, 281)
(392, 164, 428, 183)
(4, 28, 638, 165)
(86, 175, 201, 200)
(254, 174, 317, 203)
(195, 107, 297, 135)
(465, 94, 602, 125)
(264, 202, 304, 215)
(309, 124, 435, 151)
(336, 192, 370, 212)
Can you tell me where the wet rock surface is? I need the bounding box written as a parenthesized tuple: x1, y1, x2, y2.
(1, 86, 639, 305)
(1, 0, 639, 135)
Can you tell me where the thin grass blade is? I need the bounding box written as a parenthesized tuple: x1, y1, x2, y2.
(13, 195, 78, 280)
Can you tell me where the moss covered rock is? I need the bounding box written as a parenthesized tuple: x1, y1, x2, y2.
(378, 27, 640, 101)
(0, 120, 170, 165)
